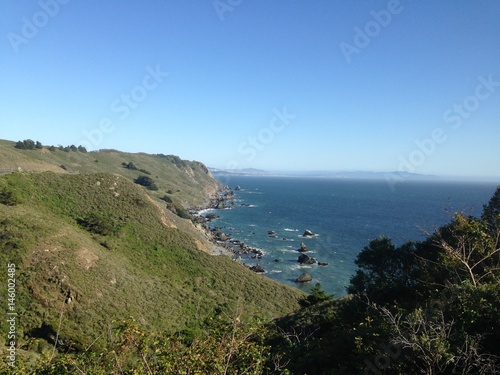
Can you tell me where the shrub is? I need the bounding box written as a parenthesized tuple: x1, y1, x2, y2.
(299, 283, 333, 307)
(123, 162, 138, 170)
(134, 175, 158, 191)
(14, 139, 37, 150)
(77, 212, 119, 236)
(160, 195, 173, 203)
(0, 188, 22, 206)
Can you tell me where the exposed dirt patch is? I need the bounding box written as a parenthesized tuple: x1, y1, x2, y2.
(193, 239, 211, 253)
(145, 194, 177, 228)
(76, 247, 99, 270)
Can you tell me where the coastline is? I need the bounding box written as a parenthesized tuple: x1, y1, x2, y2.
(191, 185, 265, 264)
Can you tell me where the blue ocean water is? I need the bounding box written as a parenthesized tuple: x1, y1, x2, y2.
(207, 176, 498, 296)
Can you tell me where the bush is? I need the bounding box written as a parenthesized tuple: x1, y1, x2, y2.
(0, 188, 22, 206)
(14, 139, 37, 150)
(134, 175, 158, 191)
(77, 212, 120, 236)
(123, 162, 138, 170)
(160, 195, 173, 203)
(299, 283, 333, 307)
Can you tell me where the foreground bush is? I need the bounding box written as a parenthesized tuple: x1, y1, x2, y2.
(2, 312, 277, 375)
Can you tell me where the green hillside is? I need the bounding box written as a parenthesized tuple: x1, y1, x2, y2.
(0, 140, 304, 372)
(0, 138, 228, 253)
(0, 139, 219, 208)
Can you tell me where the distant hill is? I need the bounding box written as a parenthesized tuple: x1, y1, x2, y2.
(209, 167, 437, 180)
(210, 167, 271, 176)
(0, 139, 303, 355)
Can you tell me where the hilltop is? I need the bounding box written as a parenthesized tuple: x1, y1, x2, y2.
(0, 139, 220, 208)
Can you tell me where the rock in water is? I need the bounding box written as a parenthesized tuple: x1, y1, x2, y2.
(298, 242, 309, 252)
(303, 229, 315, 237)
(249, 264, 265, 273)
(298, 254, 316, 264)
(295, 273, 313, 283)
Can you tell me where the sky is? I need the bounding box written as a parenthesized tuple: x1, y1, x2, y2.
(1, 1, 499, 179)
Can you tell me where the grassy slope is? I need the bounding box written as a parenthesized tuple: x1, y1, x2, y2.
(0, 172, 303, 351)
(0, 139, 219, 208)
(0, 139, 304, 352)
(0, 138, 224, 254)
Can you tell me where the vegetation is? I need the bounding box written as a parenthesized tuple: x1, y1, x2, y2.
(14, 140, 87, 153)
(15, 139, 42, 150)
(2, 312, 275, 374)
(134, 175, 158, 191)
(0, 171, 303, 374)
(0, 139, 218, 208)
(1, 138, 498, 373)
(265, 186, 500, 374)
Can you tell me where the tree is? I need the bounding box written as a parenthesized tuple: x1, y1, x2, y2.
(134, 175, 158, 191)
(348, 237, 421, 306)
(14, 140, 25, 149)
(433, 214, 500, 287)
(375, 304, 499, 375)
(14, 139, 36, 150)
(482, 185, 500, 232)
(299, 283, 332, 307)
(124, 162, 138, 170)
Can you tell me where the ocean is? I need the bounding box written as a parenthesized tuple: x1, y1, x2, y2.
(205, 176, 498, 296)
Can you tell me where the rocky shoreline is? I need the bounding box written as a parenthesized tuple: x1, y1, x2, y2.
(191, 185, 329, 281)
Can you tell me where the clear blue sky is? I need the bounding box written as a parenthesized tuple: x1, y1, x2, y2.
(1, 1, 499, 178)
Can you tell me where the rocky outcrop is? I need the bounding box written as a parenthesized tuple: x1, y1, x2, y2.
(298, 254, 316, 264)
(249, 264, 265, 273)
(317, 262, 329, 266)
(295, 273, 312, 283)
(268, 230, 277, 238)
(303, 229, 315, 237)
(297, 242, 309, 252)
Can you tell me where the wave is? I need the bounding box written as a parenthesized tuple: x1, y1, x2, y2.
(289, 264, 313, 271)
(298, 234, 320, 239)
(284, 228, 299, 232)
